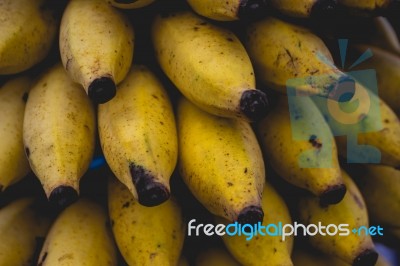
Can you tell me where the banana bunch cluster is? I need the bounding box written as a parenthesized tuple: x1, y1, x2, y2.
(0, 0, 400, 265)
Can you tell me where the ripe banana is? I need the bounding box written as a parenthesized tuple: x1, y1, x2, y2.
(108, 177, 185, 266)
(98, 65, 177, 207)
(297, 169, 378, 266)
(177, 97, 265, 224)
(0, 76, 32, 192)
(152, 10, 269, 121)
(106, 0, 155, 9)
(0, 198, 51, 266)
(257, 95, 345, 205)
(60, 0, 135, 103)
(245, 17, 347, 97)
(0, 0, 58, 74)
(186, 0, 268, 21)
(269, 0, 337, 18)
(23, 63, 96, 209)
(37, 198, 117, 265)
(217, 182, 294, 266)
(195, 247, 241, 266)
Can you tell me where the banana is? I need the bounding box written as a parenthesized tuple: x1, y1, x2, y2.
(257, 95, 345, 205)
(37, 198, 117, 266)
(368, 17, 400, 56)
(186, 0, 268, 21)
(59, 0, 135, 103)
(217, 182, 294, 266)
(0, 198, 51, 266)
(152, 10, 269, 121)
(269, 0, 337, 18)
(337, 0, 394, 15)
(108, 177, 185, 266)
(350, 44, 400, 113)
(0, 0, 58, 74)
(195, 247, 241, 266)
(177, 97, 265, 223)
(297, 169, 378, 266)
(23, 63, 96, 209)
(0, 76, 32, 192)
(245, 17, 347, 97)
(106, 0, 155, 9)
(98, 65, 177, 207)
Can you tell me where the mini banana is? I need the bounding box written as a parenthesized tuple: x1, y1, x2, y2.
(186, 0, 268, 21)
(152, 10, 269, 121)
(195, 247, 241, 266)
(269, 0, 337, 18)
(177, 97, 265, 224)
(245, 17, 347, 97)
(60, 0, 134, 103)
(37, 198, 117, 266)
(0, 198, 51, 266)
(106, 0, 155, 9)
(217, 182, 294, 266)
(0, 76, 32, 192)
(297, 169, 378, 266)
(98, 65, 177, 207)
(0, 0, 58, 74)
(23, 64, 96, 209)
(108, 177, 185, 266)
(257, 95, 345, 205)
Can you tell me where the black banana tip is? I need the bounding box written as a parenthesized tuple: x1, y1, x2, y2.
(49, 185, 78, 210)
(88, 77, 116, 104)
(353, 249, 378, 266)
(137, 182, 170, 207)
(240, 90, 270, 121)
(320, 184, 347, 206)
(237, 205, 264, 225)
(311, 0, 337, 18)
(238, 0, 268, 19)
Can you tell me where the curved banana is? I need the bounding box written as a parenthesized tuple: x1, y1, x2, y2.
(217, 182, 294, 266)
(186, 0, 268, 21)
(152, 10, 269, 121)
(23, 64, 96, 209)
(195, 247, 241, 266)
(257, 95, 345, 205)
(37, 198, 117, 265)
(108, 177, 185, 266)
(177, 97, 265, 224)
(368, 17, 400, 56)
(0, 0, 58, 74)
(245, 16, 347, 96)
(0, 198, 51, 266)
(98, 65, 177, 207)
(269, 0, 337, 18)
(106, 0, 155, 9)
(297, 169, 378, 266)
(60, 0, 135, 103)
(0, 77, 32, 192)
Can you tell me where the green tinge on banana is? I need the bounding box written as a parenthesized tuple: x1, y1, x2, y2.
(0, 76, 32, 192)
(98, 65, 178, 207)
(23, 64, 96, 210)
(177, 97, 265, 224)
(269, 0, 337, 18)
(108, 177, 185, 266)
(37, 199, 117, 266)
(60, 0, 134, 104)
(0, 0, 58, 74)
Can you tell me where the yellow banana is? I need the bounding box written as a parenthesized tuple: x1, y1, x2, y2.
(297, 169, 378, 266)
(59, 0, 135, 103)
(217, 182, 294, 266)
(98, 65, 177, 207)
(37, 198, 117, 265)
(23, 64, 96, 209)
(106, 0, 155, 9)
(195, 247, 241, 266)
(245, 17, 347, 96)
(337, 0, 393, 15)
(186, 0, 268, 21)
(177, 97, 265, 223)
(0, 0, 58, 74)
(269, 0, 337, 18)
(0, 198, 51, 266)
(152, 10, 269, 121)
(0, 76, 32, 192)
(257, 95, 345, 205)
(108, 177, 185, 266)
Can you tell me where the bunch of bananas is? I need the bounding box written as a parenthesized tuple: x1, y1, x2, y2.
(0, 0, 399, 265)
